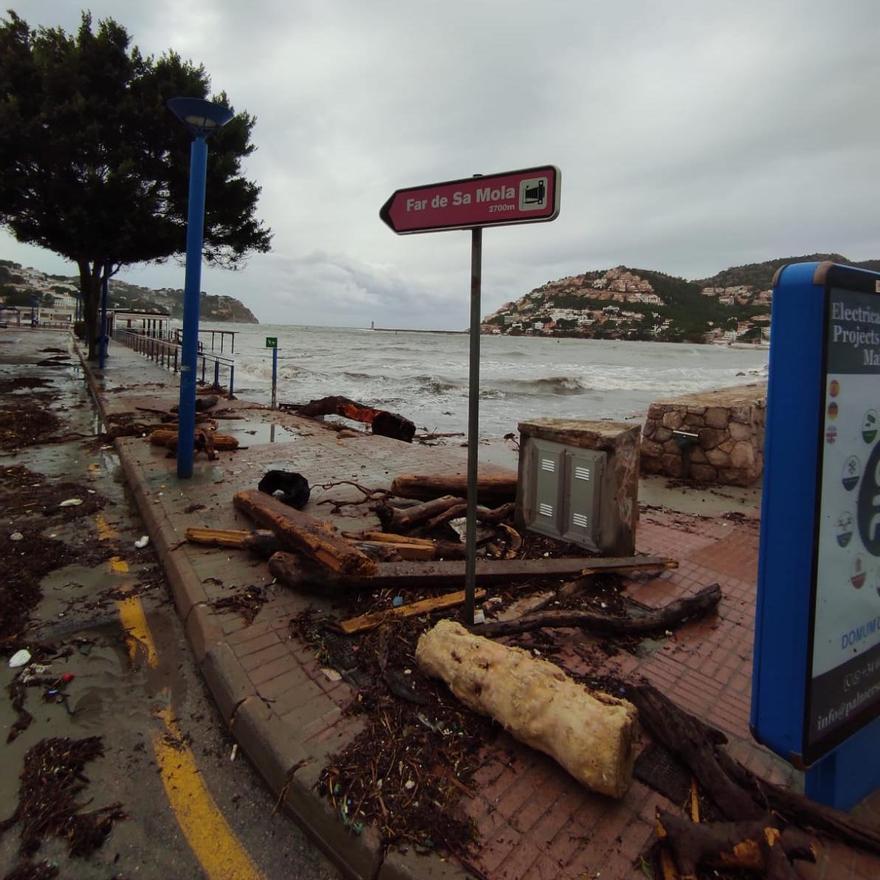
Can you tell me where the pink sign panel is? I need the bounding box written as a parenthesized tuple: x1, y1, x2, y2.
(380, 165, 561, 234)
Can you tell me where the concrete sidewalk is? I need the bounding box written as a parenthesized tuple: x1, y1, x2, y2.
(83, 338, 880, 880)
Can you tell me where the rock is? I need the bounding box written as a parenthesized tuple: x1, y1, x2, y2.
(661, 410, 684, 430)
(689, 464, 718, 482)
(661, 454, 683, 476)
(705, 407, 729, 429)
(697, 428, 727, 450)
(729, 421, 753, 441)
(653, 426, 672, 443)
(730, 441, 756, 469)
(706, 448, 730, 467)
(641, 439, 664, 458)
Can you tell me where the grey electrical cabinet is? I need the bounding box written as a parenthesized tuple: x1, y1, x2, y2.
(523, 439, 605, 550)
(516, 419, 640, 556)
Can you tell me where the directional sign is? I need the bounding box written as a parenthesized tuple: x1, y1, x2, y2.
(380, 166, 560, 234)
(265, 337, 277, 349)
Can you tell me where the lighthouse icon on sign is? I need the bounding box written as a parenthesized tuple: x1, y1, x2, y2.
(519, 177, 547, 211)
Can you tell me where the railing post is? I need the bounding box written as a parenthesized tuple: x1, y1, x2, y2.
(173, 348, 178, 373)
(213, 361, 220, 389)
(201, 356, 206, 385)
(228, 365, 235, 399)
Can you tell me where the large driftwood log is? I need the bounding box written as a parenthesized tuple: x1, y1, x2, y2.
(633, 684, 880, 858)
(185, 527, 279, 557)
(293, 395, 415, 442)
(416, 619, 638, 798)
(234, 490, 376, 576)
(656, 810, 817, 880)
(477, 582, 719, 638)
(391, 470, 518, 505)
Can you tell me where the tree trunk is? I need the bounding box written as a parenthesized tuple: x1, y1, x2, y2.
(416, 619, 639, 798)
(77, 259, 113, 362)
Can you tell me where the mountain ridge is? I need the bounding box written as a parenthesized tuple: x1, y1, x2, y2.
(484, 254, 879, 344)
(0, 259, 259, 324)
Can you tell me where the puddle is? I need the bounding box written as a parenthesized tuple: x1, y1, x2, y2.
(223, 420, 299, 446)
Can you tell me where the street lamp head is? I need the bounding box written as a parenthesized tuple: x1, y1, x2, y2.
(167, 97, 234, 138)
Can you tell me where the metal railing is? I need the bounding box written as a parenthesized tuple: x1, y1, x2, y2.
(112, 328, 236, 396)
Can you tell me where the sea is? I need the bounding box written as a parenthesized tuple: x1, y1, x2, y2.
(209, 324, 769, 439)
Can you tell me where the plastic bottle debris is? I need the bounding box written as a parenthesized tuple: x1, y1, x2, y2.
(59, 498, 83, 508)
(9, 532, 23, 542)
(392, 595, 404, 608)
(230, 744, 238, 762)
(321, 667, 342, 682)
(472, 609, 486, 624)
(134, 536, 150, 549)
(9, 649, 31, 668)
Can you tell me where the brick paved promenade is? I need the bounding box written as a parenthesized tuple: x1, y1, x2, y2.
(83, 339, 880, 879)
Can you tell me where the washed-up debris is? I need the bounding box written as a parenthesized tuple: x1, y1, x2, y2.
(208, 585, 268, 625)
(0, 736, 125, 858)
(134, 536, 149, 549)
(9, 649, 31, 668)
(268, 552, 676, 593)
(628, 685, 880, 877)
(234, 489, 377, 576)
(417, 619, 638, 798)
(337, 589, 487, 635)
(185, 526, 279, 557)
(257, 470, 311, 509)
(0, 376, 53, 394)
(475, 582, 721, 639)
(292, 395, 416, 443)
(0, 401, 62, 450)
(3, 858, 60, 879)
(149, 426, 239, 459)
(58, 498, 82, 508)
(10, 531, 24, 542)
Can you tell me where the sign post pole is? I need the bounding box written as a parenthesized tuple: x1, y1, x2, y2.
(464, 226, 483, 625)
(380, 165, 561, 627)
(266, 336, 279, 409)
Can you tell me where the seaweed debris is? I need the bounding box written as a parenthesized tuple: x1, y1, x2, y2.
(0, 736, 125, 858)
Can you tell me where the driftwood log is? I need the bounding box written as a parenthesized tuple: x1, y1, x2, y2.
(477, 582, 719, 638)
(338, 590, 486, 634)
(294, 395, 415, 442)
(149, 427, 239, 455)
(416, 619, 638, 798)
(632, 683, 880, 858)
(391, 471, 518, 505)
(656, 810, 817, 880)
(234, 490, 377, 576)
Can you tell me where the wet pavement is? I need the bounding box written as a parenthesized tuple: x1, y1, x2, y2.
(0, 329, 338, 880)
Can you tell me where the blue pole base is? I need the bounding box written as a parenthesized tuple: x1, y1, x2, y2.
(805, 714, 880, 810)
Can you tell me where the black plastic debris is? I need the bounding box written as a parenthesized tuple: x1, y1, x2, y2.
(257, 470, 311, 509)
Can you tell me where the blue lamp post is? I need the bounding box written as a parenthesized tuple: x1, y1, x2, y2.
(167, 97, 234, 479)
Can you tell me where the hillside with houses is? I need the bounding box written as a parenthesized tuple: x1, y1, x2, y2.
(0, 259, 258, 324)
(483, 254, 879, 344)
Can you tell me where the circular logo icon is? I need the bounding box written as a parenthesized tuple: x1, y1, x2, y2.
(837, 512, 854, 547)
(828, 401, 839, 420)
(842, 456, 861, 491)
(857, 442, 880, 556)
(830, 380, 840, 398)
(852, 556, 867, 589)
(826, 425, 838, 444)
(863, 410, 878, 444)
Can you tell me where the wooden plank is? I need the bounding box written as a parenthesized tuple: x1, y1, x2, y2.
(338, 589, 487, 635)
(186, 527, 252, 548)
(268, 551, 675, 591)
(354, 541, 436, 561)
(234, 490, 376, 576)
(353, 531, 437, 547)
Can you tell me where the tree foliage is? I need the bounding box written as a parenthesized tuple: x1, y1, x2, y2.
(0, 10, 271, 356)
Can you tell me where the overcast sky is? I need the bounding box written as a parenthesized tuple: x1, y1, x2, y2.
(3, 1, 880, 328)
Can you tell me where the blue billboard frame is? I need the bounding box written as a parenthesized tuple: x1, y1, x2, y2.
(752, 261, 880, 809)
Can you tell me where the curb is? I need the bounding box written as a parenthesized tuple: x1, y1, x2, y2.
(78, 350, 475, 880)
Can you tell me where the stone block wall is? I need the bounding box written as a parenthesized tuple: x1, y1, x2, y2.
(640, 383, 766, 486)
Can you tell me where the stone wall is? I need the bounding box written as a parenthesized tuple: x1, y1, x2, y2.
(640, 383, 766, 486)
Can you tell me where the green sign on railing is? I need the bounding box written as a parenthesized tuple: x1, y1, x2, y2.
(265, 337, 277, 349)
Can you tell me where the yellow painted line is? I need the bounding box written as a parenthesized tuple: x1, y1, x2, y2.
(117, 595, 159, 669)
(95, 512, 118, 541)
(153, 706, 264, 880)
(110, 556, 129, 574)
